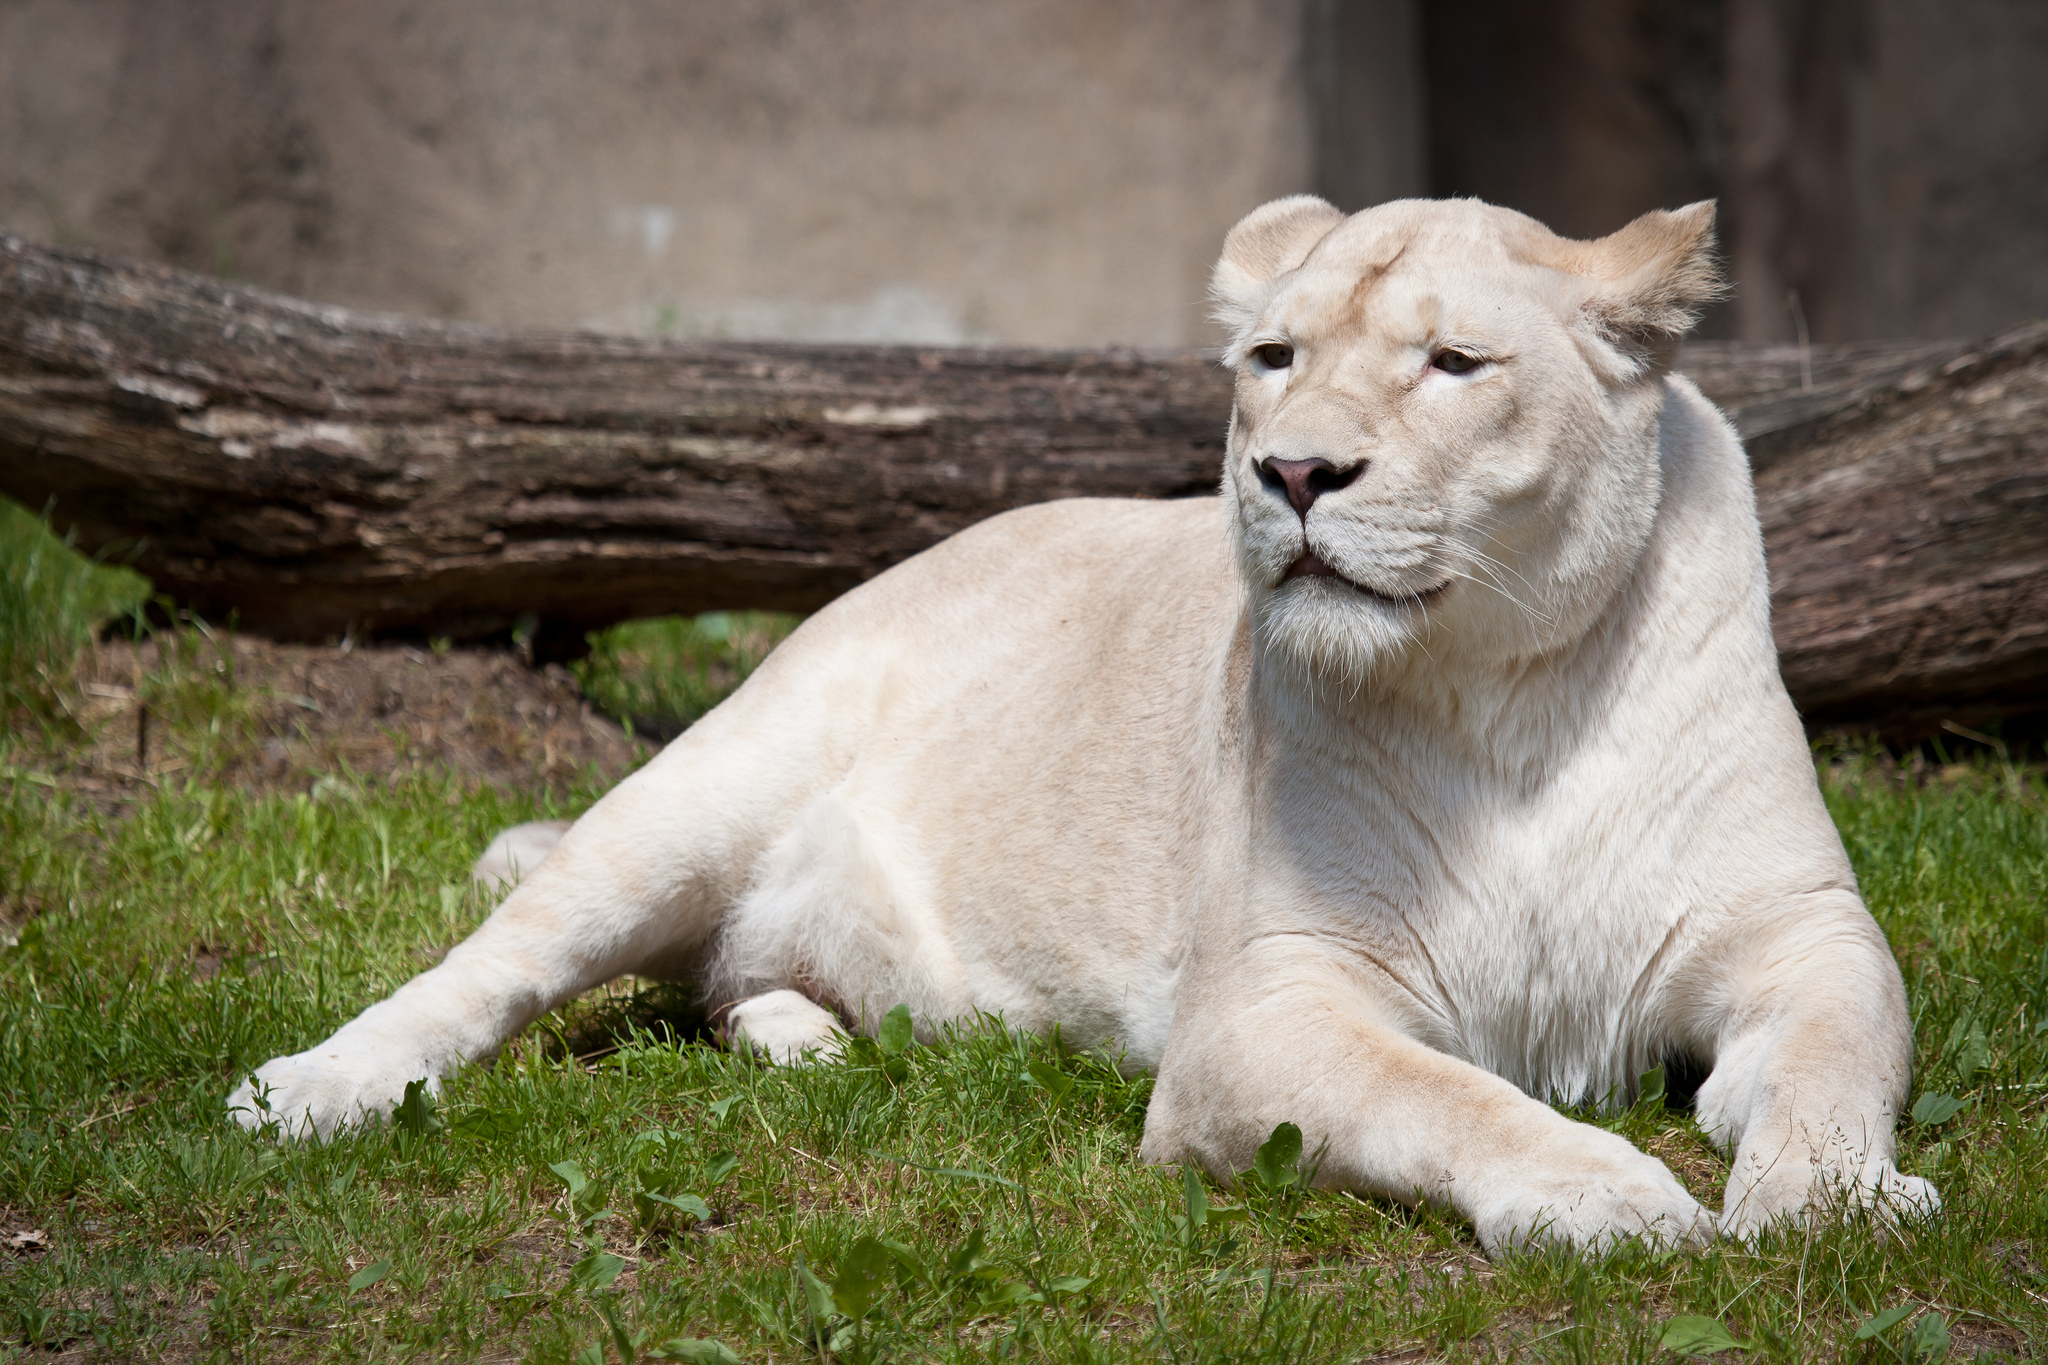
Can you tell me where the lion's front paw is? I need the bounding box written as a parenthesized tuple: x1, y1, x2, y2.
(1721, 1151, 1941, 1239)
(226, 1045, 437, 1141)
(1473, 1126, 1714, 1256)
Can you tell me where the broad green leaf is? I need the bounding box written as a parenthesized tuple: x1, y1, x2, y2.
(1912, 1310, 1950, 1361)
(707, 1095, 741, 1122)
(631, 1188, 662, 1228)
(832, 1235, 893, 1317)
(1660, 1314, 1752, 1355)
(1911, 1092, 1968, 1127)
(569, 1248, 627, 1292)
(1855, 1303, 1916, 1339)
(879, 1237, 930, 1287)
(877, 1003, 914, 1057)
(347, 1259, 390, 1291)
(1637, 1065, 1666, 1109)
(598, 1301, 643, 1364)
(795, 1257, 835, 1325)
(1027, 1059, 1075, 1100)
(657, 1192, 712, 1221)
(946, 1227, 989, 1278)
(1182, 1165, 1208, 1229)
(549, 1160, 589, 1199)
(1046, 1274, 1094, 1295)
(704, 1151, 740, 1185)
(391, 1078, 442, 1138)
(634, 1189, 711, 1227)
(1252, 1122, 1303, 1191)
(650, 1339, 744, 1365)
(450, 1108, 516, 1141)
(1957, 1023, 1990, 1086)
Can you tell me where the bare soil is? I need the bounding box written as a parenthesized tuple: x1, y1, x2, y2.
(41, 633, 646, 805)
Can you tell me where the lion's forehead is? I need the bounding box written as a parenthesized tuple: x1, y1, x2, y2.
(1274, 249, 1560, 352)
(1308, 197, 1559, 268)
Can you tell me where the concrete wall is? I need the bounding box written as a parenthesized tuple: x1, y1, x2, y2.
(1723, 0, 2048, 342)
(0, 0, 1312, 347)
(1422, 0, 2048, 343)
(5, 0, 2043, 347)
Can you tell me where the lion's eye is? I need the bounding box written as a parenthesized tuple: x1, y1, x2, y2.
(1432, 348, 1482, 375)
(1251, 343, 1294, 371)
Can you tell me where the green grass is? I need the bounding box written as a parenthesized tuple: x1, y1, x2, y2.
(575, 614, 800, 741)
(2, 509, 2047, 1361)
(0, 500, 149, 721)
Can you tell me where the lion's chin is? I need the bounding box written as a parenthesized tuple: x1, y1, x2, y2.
(1282, 552, 1452, 609)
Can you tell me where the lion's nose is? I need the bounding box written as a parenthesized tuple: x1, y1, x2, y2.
(1255, 456, 1364, 519)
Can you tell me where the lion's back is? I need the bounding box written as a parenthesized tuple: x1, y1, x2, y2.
(737, 494, 1238, 711)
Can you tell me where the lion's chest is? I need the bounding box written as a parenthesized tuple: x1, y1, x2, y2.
(1299, 778, 1700, 1107)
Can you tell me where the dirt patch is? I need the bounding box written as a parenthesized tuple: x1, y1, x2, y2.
(1948, 1318, 2028, 1361)
(38, 633, 648, 803)
(1645, 1126, 1729, 1206)
(0, 882, 43, 945)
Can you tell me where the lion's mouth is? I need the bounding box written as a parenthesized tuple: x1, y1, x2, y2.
(1283, 551, 1451, 607)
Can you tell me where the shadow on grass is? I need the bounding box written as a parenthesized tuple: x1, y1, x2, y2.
(529, 979, 720, 1063)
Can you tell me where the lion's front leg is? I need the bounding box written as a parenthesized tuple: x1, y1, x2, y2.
(1142, 948, 1712, 1257)
(1690, 897, 1939, 1237)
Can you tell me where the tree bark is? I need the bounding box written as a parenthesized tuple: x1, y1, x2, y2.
(2, 234, 2043, 737)
(1723, 328, 2048, 737)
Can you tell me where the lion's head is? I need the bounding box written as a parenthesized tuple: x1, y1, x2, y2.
(1212, 195, 1724, 682)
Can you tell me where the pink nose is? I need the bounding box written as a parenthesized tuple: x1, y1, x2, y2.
(1256, 457, 1364, 519)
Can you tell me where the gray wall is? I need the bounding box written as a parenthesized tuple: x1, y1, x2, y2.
(1422, 0, 2048, 342)
(0, 0, 1311, 347)
(1724, 0, 2048, 342)
(4, 0, 2044, 346)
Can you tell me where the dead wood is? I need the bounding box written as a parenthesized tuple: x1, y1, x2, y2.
(2, 234, 2043, 737)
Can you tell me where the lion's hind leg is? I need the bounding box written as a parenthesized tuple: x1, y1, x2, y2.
(705, 789, 966, 1050)
(471, 819, 574, 894)
(226, 719, 804, 1137)
(722, 990, 848, 1063)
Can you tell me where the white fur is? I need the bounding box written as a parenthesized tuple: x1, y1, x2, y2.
(229, 197, 1934, 1254)
(723, 989, 846, 1063)
(470, 819, 573, 894)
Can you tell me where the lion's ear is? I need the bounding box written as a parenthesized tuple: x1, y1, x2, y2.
(1210, 195, 1346, 340)
(1561, 201, 1726, 358)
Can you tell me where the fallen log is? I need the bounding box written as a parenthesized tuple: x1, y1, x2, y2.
(0, 235, 1230, 661)
(1, 234, 2043, 738)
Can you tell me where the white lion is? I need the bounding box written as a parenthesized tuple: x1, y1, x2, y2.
(231, 195, 1936, 1253)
